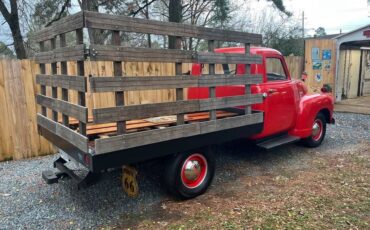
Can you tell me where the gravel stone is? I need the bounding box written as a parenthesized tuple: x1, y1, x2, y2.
(0, 112, 369, 229)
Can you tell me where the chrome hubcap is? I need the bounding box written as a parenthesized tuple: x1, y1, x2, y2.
(312, 122, 320, 137)
(181, 153, 208, 188)
(183, 160, 202, 181)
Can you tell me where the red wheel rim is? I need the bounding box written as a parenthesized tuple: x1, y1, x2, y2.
(181, 154, 208, 189)
(312, 119, 323, 141)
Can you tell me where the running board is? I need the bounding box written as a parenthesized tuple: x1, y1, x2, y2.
(257, 135, 300, 150)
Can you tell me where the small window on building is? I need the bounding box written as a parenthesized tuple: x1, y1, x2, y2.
(221, 64, 236, 74)
(266, 58, 287, 81)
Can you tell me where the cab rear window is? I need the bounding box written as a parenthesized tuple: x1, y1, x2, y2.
(266, 58, 287, 81)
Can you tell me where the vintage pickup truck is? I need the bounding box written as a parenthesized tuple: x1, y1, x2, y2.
(33, 11, 334, 199)
(180, 47, 335, 198)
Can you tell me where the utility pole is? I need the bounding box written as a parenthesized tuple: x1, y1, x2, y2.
(302, 11, 305, 38)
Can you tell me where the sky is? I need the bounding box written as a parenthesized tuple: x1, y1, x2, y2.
(249, 0, 370, 36)
(1, 0, 370, 47)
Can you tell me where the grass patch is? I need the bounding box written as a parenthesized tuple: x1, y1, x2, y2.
(116, 146, 370, 229)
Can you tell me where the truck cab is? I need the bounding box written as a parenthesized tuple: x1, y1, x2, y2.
(188, 47, 335, 147)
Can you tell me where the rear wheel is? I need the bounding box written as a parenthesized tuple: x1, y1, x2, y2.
(164, 149, 215, 199)
(302, 113, 326, 147)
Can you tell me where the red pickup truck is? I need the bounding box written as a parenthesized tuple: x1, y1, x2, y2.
(170, 47, 335, 198)
(36, 11, 334, 201)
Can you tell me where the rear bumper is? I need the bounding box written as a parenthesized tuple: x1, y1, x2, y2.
(42, 157, 100, 189)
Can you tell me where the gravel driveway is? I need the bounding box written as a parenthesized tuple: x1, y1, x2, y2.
(0, 112, 369, 229)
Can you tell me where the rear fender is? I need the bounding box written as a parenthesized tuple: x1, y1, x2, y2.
(289, 93, 334, 138)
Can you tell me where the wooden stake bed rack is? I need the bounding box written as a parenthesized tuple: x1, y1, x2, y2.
(33, 11, 264, 172)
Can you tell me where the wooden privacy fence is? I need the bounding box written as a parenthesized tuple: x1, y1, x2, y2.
(284, 56, 304, 79)
(0, 59, 53, 161)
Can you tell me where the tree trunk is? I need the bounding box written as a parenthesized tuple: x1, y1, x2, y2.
(9, 19, 27, 59)
(168, 0, 182, 49)
(81, 0, 101, 44)
(0, 0, 27, 59)
(144, 0, 151, 48)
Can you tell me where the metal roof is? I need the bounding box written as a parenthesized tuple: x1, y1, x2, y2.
(305, 34, 341, 40)
(333, 24, 370, 39)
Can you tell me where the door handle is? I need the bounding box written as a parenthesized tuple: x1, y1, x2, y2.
(262, 92, 268, 99)
(268, 88, 277, 94)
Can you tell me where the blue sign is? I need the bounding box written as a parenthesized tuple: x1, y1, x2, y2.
(312, 60, 322, 70)
(312, 48, 320, 60)
(322, 50, 332, 60)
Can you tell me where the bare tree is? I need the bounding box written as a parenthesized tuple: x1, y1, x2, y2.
(168, 0, 182, 49)
(0, 0, 27, 59)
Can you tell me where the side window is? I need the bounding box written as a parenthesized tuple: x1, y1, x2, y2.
(266, 58, 287, 81)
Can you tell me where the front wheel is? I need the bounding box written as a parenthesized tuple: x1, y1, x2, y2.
(164, 149, 215, 199)
(302, 113, 326, 148)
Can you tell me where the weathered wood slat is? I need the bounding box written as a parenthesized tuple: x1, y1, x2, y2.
(199, 95, 262, 111)
(197, 52, 262, 64)
(89, 45, 261, 64)
(36, 74, 87, 92)
(36, 95, 88, 123)
(174, 35, 185, 125)
(92, 94, 262, 123)
(84, 11, 262, 44)
(208, 40, 217, 120)
(37, 114, 88, 153)
(90, 45, 195, 63)
(94, 112, 263, 154)
(32, 12, 84, 42)
(89, 74, 262, 92)
(34, 45, 85, 63)
(59, 33, 70, 127)
(93, 100, 198, 123)
(39, 41, 47, 117)
(50, 37, 58, 122)
(112, 30, 126, 134)
(76, 28, 87, 136)
(244, 43, 252, 114)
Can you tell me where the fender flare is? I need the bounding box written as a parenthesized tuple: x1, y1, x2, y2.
(289, 94, 334, 138)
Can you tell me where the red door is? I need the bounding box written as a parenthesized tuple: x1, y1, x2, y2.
(254, 55, 297, 138)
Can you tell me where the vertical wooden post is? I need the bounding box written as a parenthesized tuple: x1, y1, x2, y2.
(59, 33, 69, 126)
(244, 43, 251, 114)
(112, 30, 126, 134)
(50, 37, 58, 121)
(175, 36, 184, 125)
(208, 40, 216, 120)
(39, 41, 47, 116)
(76, 28, 87, 136)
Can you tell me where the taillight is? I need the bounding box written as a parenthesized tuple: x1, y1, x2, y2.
(84, 154, 91, 166)
(321, 87, 328, 93)
(321, 84, 332, 93)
